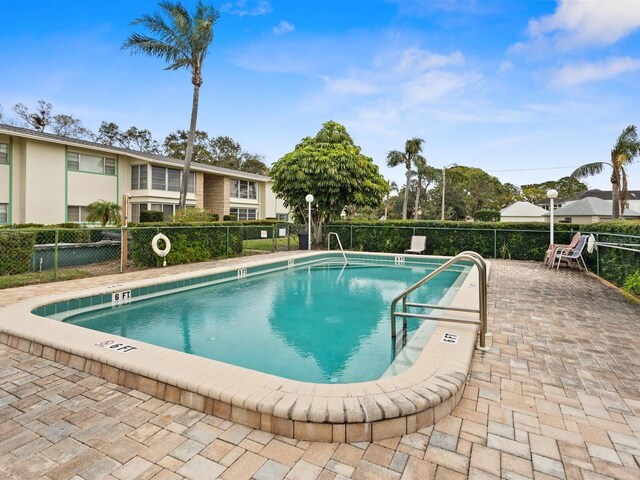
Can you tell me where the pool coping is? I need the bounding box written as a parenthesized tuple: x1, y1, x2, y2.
(0, 251, 486, 442)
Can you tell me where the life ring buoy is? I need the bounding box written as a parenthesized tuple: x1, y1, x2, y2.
(152, 233, 171, 266)
(587, 234, 596, 254)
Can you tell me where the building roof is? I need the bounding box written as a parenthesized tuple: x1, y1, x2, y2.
(543, 197, 640, 217)
(500, 201, 548, 217)
(537, 188, 640, 206)
(0, 123, 271, 182)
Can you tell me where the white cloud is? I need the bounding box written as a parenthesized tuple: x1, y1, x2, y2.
(273, 20, 295, 36)
(498, 60, 512, 73)
(324, 77, 379, 96)
(521, 0, 640, 50)
(551, 57, 640, 87)
(393, 48, 464, 74)
(220, 0, 272, 17)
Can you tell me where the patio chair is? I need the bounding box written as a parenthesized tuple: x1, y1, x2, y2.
(544, 232, 581, 266)
(552, 234, 588, 271)
(405, 235, 427, 254)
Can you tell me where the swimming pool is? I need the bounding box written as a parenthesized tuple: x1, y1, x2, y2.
(1, 251, 484, 442)
(59, 260, 463, 383)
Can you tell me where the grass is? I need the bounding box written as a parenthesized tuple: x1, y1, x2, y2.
(243, 236, 297, 251)
(0, 269, 94, 289)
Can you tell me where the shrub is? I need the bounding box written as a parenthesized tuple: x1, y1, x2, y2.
(172, 208, 218, 223)
(223, 214, 238, 221)
(473, 210, 500, 222)
(0, 231, 36, 274)
(623, 270, 640, 297)
(140, 210, 164, 223)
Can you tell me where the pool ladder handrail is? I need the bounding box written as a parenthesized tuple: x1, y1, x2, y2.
(327, 232, 348, 265)
(390, 251, 488, 357)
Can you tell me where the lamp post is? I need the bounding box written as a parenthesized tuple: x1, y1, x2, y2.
(305, 194, 314, 251)
(547, 189, 558, 245)
(441, 163, 458, 221)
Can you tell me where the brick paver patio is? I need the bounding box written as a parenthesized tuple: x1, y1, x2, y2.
(0, 259, 639, 479)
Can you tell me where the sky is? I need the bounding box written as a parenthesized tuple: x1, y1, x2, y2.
(2, 0, 640, 193)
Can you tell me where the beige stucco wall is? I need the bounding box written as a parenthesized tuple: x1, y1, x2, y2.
(68, 172, 118, 206)
(263, 182, 288, 219)
(23, 140, 66, 224)
(0, 165, 9, 204)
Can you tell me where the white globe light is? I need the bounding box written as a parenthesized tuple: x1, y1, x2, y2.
(305, 194, 314, 203)
(546, 189, 558, 199)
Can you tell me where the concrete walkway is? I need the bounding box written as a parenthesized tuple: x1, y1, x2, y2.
(0, 259, 639, 479)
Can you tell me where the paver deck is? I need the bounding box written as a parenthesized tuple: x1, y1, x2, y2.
(0, 258, 639, 479)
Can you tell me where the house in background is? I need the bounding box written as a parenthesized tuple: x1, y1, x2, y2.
(537, 189, 640, 212)
(499, 201, 547, 222)
(543, 197, 640, 224)
(0, 124, 289, 225)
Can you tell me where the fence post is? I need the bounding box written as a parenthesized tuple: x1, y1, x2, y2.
(350, 225, 353, 249)
(273, 225, 277, 252)
(287, 224, 291, 251)
(596, 233, 600, 276)
(493, 229, 497, 258)
(226, 226, 230, 257)
(53, 230, 59, 281)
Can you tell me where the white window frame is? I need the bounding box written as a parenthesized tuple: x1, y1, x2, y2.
(68, 151, 116, 175)
(0, 143, 8, 165)
(276, 213, 289, 221)
(67, 205, 89, 223)
(131, 165, 148, 190)
(150, 203, 178, 221)
(151, 166, 195, 193)
(230, 179, 258, 200)
(230, 207, 258, 220)
(130, 203, 148, 223)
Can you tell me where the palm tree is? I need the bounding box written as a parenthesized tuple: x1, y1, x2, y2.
(123, 1, 219, 210)
(386, 138, 426, 220)
(384, 180, 398, 220)
(572, 125, 640, 219)
(86, 201, 121, 226)
(412, 157, 429, 220)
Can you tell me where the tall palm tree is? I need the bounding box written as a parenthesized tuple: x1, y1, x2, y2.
(123, 1, 219, 210)
(572, 125, 640, 219)
(412, 157, 429, 220)
(86, 200, 121, 226)
(384, 180, 398, 220)
(386, 138, 426, 220)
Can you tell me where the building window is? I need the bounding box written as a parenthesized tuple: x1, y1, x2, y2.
(68, 152, 116, 175)
(230, 207, 257, 220)
(276, 213, 289, 221)
(151, 166, 195, 193)
(130, 203, 148, 223)
(131, 165, 148, 190)
(0, 204, 7, 223)
(230, 179, 257, 199)
(67, 205, 89, 222)
(0, 143, 8, 165)
(150, 203, 178, 221)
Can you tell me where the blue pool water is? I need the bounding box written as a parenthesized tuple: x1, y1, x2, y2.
(63, 261, 463, 383)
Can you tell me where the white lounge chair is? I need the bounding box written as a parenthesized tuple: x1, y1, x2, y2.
(553, 235, 588, 271)
(405, 236, 426, 254)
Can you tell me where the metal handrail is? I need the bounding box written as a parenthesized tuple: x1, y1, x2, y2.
(327, 232, 348, 265)
(391, 251, 488, 356)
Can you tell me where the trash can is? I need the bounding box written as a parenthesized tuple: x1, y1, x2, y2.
(298, 232, 309, 250)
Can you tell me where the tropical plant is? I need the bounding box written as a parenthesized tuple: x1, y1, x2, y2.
(386, 138, 426, 220)
(270, 121, 389, 243)
(123, 1, 220, 210)
(571, 125, 640, 219)
(86, 201, 121, 226)
(384, 180, 398, 220)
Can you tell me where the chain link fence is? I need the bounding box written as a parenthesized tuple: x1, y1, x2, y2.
(2, 223, 638, 290)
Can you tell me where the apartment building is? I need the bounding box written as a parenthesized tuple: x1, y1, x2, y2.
(0, 124, 288, 225)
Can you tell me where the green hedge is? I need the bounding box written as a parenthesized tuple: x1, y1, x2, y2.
(128, 220, 286, 267)
(0, 223, 92, 244)
(0, 231, 36, 274)
(473, 210, 501, 222)
(140, 210, 164, 223)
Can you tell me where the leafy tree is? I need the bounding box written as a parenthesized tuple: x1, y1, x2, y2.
(164, 129, 212, 163)
(572, 125, 640, 219)
(386, 138, 426, 220)
(240, 153, 270, 175)
(120, 126, 161, 153)
(86, 200, 121, 226)
(124, 1, 220, 210)
(270, 121, 389, 242)
(521, 176, 586, 203)
(209, 135, 243, 169)
(95, 122, 123, 146)
(51, 114, 92, 139)
(13, 100, 53, 131)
